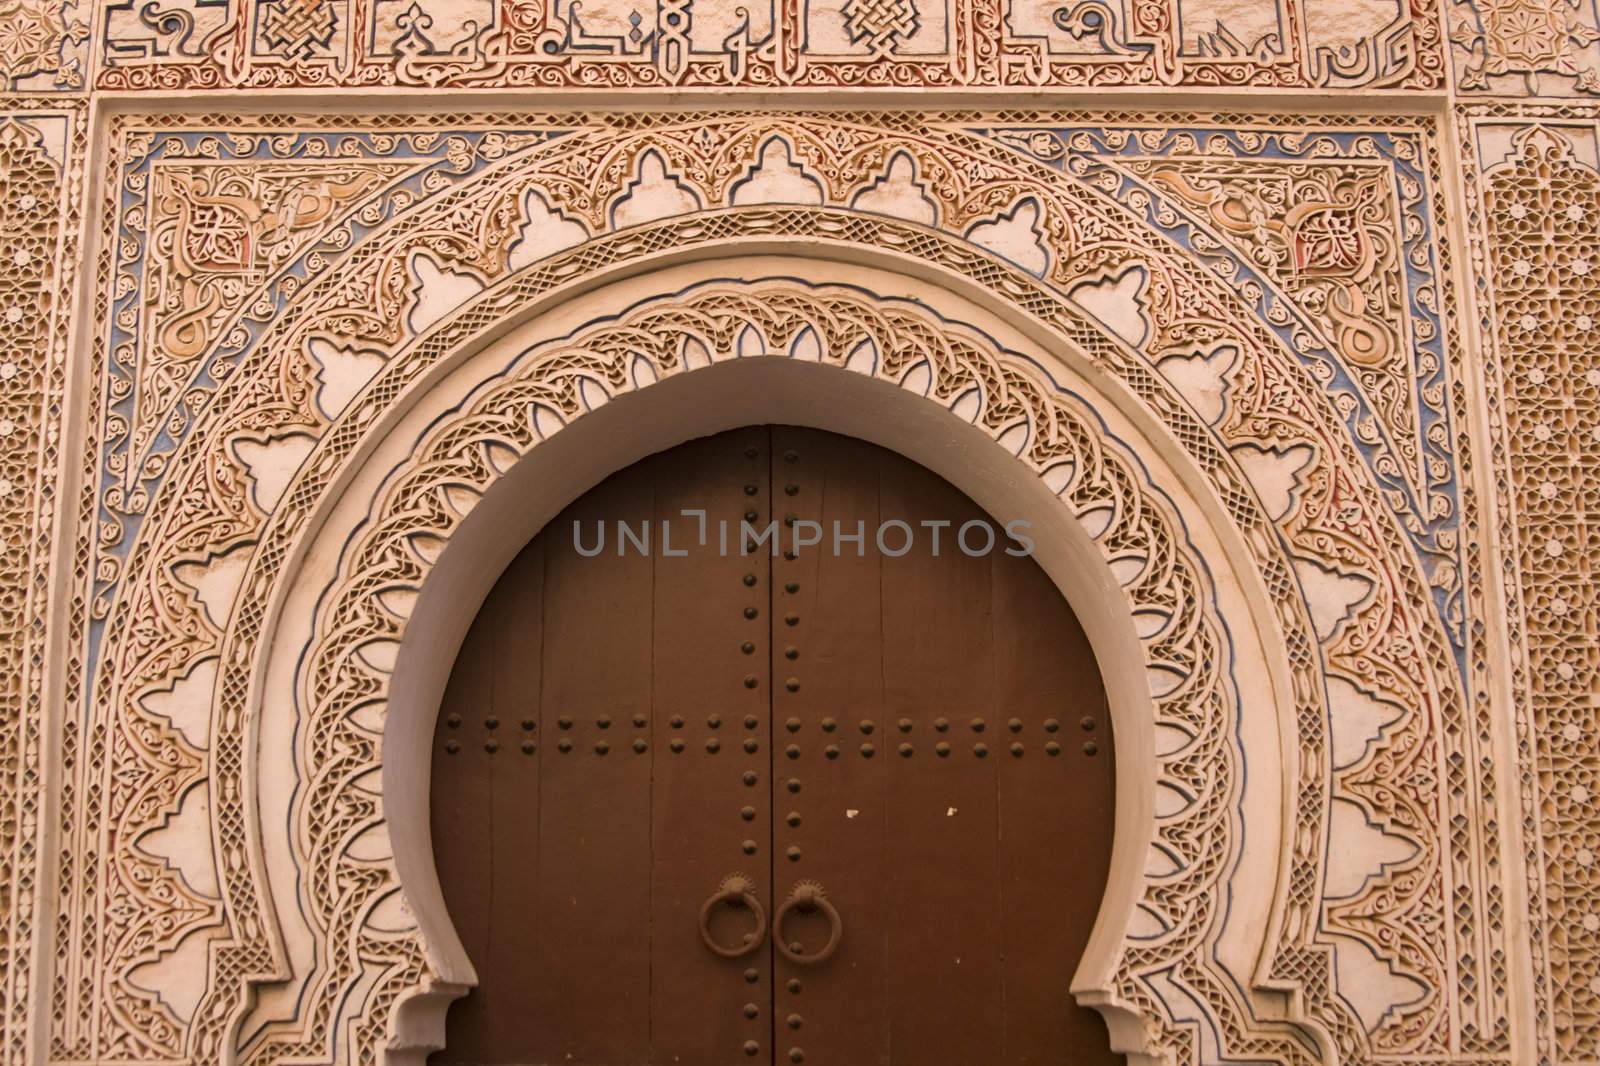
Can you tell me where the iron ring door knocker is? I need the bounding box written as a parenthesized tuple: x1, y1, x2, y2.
(772, 882, 843, 964)
(699, 875, 768, 958)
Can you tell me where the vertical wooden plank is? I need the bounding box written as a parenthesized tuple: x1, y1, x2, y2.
(530, 467, 658, 1064)
(877, 448, 1005, 1065)
(430, 583, 500, 1065)
(481, 542, 547, 1058)
(648, 428, 776, 1065)
(992, 545, 1119, 1064)
(769, 427, 891, 1066)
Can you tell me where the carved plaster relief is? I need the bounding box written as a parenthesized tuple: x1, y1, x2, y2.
(0, 104, 82, 1066)
(87, 0, 1443, 88)
(1460, 105, 1600, 1066)
(45, 110, 1504, 1066)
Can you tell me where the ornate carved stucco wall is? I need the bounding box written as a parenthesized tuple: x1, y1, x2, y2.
(0, 0, 1595, 1062)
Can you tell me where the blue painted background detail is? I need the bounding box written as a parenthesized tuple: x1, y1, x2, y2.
(93, 129, 567, 671)
(970, 125, 1466, 669)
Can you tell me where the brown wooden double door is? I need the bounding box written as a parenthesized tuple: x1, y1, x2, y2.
(430, 427, 1119, 1066)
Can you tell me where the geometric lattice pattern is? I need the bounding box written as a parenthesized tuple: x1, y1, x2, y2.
(1464, 112, 1600, 1064)
(36, 108, 1509, 1066)
(0, 0, 1592, 1060)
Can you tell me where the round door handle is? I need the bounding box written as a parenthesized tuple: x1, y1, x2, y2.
(772, 882, 842, 965)
(699, 875, 767, 958)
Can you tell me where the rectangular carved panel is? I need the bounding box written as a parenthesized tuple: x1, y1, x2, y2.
(1461, 104, 1600, 1065)
(0, 102, 85, 1066)
(89, 0, 1444, 89)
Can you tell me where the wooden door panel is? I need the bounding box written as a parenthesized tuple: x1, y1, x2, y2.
(532, 470, 656, 1063)
(877, 450, 1006, 1065)
(769, 427, 891, 1066)
(430, 426, 1119, 1066)
(992, 538, 1118, 1063)
(647, 427, 776, 1065)
(430, 579, 500, 1064)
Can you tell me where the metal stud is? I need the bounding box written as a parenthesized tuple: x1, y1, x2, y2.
(744, 484, 759, 496)
(787, 978, 802, 992)
(784, 550, 798, 560)
(784, 450, 799, 462)
(786, 678, 800, 692)
(558, 738, 573, 753)
(974, 743, 989, 758)
(595, 740, 610, 755)
(786, 812, 801, 827)
(744, 1042, 760, 1058)
(936, 742, 950, 757)
(479, 739, 495, 754)
(446, 714, 462, 728)
(670, 739, 685, 753)
(824, 745, 839, 759)
(745, 968, 760, 983)
(741, 806, 756, 821)
(1045, 741, 1061, 756)
(596, 715, 610, 729)
(786, 744, 801, 759)
(898, 718, 913, 733)
(1044, 718, 1060, 733)
(745, 509, 759, 522)
(787, 779, 801, 793)
(744, 739, 760, 753)
(899, 743, 914, 757)
(860, 743, 876, 758)
(633, 714, 647, 728)
(742, 840, 758, 855)
(785, 484, 799, 496)
(706, 738, 721, 753)
(745, 675, 759, 689)
(821, 718, 837, 732)
(1008, 718, 1023, 732)
(744, 1003, 760, 1019)
(786, 717, 802, 732)
(745, 607, 759, 620)
(744, 446, 759, 459)
(632, 739, 647, 753)
(741, 641, 756, 654)
(743, 573, 758, 587)
(785, 647, 799, 660)
(785, 582, 799, 593)
(523, 741, 537, 755)
(859, 720, 875, 734)
(744, 771, 760, 786)
(671, 715, 684, 728)
(708, 714, 722, 728)
(787, 1014, 803, 1030)
(1081, 716, 1097, 732)
(1010, 742, 1024, 757)
(1083, 740, 1099, 756)
(786, 845, 802, 861)
(785, 613, 799, 625)
(445, 739, 460, 754)
(558, 716, 573, 730)
(935, 717, 950, 732)
(745, 715, 759, 729)
(485, 716, 499, 729)
(789, 1048, 805, 1063)
(970, 717, 986, 732)
(522, 719, 536, 731)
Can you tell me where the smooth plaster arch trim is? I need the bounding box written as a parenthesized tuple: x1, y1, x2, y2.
(236, 273, 1299, 1062)
(174, 237, 1347, 1062)
(382, 359, 1168, 1060)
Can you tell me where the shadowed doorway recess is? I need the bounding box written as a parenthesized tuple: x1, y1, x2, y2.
(429, 426, 1119, 1066)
